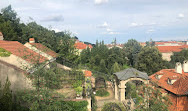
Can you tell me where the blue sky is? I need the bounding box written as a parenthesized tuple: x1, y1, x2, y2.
(0, 0, 188, 44)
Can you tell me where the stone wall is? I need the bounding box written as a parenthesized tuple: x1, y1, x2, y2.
(0, 60, 33, 92)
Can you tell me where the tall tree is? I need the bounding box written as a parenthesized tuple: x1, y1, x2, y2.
(135, 47, 168, 75)
(99, 59, 108, 73)
(112, 62, 121, 73)
(124, 39, 142, 67)
(170, 49, 188, 66)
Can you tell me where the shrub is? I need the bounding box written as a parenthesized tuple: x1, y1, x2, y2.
(0, 48, 11, 57)
(95, 89, 109, 97)
(102, 102, 122, 111)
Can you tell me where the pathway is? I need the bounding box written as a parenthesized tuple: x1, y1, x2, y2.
(95, 87, 119, 111)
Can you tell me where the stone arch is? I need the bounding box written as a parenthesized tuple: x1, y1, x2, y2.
(115, 77, 149, 101)
(113, 68, 149, 102)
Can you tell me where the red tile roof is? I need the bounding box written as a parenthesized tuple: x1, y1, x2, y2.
(29, 43, 57, 58)
(74, 42, 92, 49)
(29, 38, 35, 42)
(0, 40, 47, 63)
(157, 45, 188, 53)
(150, 69, 188, 95)
(84, 70, 92, 77)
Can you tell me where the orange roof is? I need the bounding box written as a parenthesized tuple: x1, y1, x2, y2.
(150, 69, 188, 95)
(29, 43, 57, 58)
(74, 42, 92, 49)
(0, 40, 47, 63)
(157, 45, 188, 53)
(88, 44, 93, 48)
(84, 70, 92, 77)
(29, 38, 35, 41)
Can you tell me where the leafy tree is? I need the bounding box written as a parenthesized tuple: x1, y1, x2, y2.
(99, 59, 108, 73)
(170, 49, 188, 66)
(112, 62, 121, 73)
(136, 47, 169, 75)
(124, 39, 142, 67)
(0, 77, 12, 111)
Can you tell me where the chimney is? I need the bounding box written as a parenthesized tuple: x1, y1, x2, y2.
(183, 60, 188, 73)
(29, 38, 35, 43)
(175, 62, 182, 74)
(0, 32, 4, 40)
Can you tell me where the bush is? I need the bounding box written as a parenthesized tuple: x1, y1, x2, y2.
(60, 100, 88, 111)
(95, 89, 109, 97)
(102, 102, 122, 111)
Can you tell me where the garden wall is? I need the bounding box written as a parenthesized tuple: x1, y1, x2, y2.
(0, 60, 33, 92)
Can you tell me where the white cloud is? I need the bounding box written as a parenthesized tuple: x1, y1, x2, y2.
(98, 22, 109, 28)
(41, 14, 64, 22)
(146, 29, 155, 33)
(177, 13, 184, 19)
(108, 31, 118, 35)
(130, 22, 143, 27)
(94, 0, 109, 4)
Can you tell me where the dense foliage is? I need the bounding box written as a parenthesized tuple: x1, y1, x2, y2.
(80, 41, 128, 75)
(95, 89, 109, 97)
(170, 49, 188, 66)
(136, 46, 170, 75)
(102, 102, 123, 111)
(0, 77, 29, 111)
(124, 39, 142, 67)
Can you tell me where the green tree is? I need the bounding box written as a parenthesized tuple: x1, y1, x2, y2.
(99, 59, 108, 73)
(124, 39, 142, 67)
(135, 47, 168, 75)
(112, 62, 121, 73)
(170, 49, 188, 66)
(0, 77, 12, 111)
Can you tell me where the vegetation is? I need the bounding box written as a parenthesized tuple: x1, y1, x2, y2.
(136, 46, 170, 75)
(102, 102, 124, 111)
(80, 41, 128, 76)
(124, 39, 142, 67)
(170, 49, 188, 66)
(95, 89, 109, 97)
(0, 48, 11, 57)
(124, 81, 171, 111)
(0, 77, 29, 111)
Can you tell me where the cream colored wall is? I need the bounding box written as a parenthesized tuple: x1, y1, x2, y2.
(0, 54, 32, 71)
(24, 43, 54, 60)
(0, 61, 34, 91)
(161, 52, 173, 61)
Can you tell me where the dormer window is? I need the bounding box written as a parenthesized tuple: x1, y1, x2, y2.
(155, 74, 163, 79)
(167, 78, 177, 85)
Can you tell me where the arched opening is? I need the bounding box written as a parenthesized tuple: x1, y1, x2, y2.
(95, 76, 106, 89)
(125, 80, 144, 100)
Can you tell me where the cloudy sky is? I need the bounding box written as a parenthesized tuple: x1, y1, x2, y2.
(0, 0, 188, 44)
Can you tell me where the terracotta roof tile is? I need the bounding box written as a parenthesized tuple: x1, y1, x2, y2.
(0, 40, 47, 63)
(74, 42, 92, 49)
(29, 43, 57, 58)
(29, 38, 35, 41)
(157, 45, 188, 53)
(84, 70, 92, 77)
(150, 69, 188, 95)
